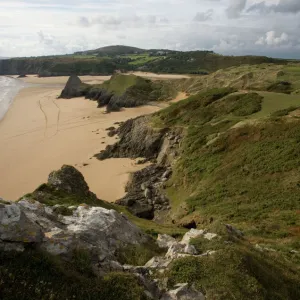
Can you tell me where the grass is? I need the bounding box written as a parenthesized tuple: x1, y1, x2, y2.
(21, 183, 113, 210)
(252, 92, 300, 118)
(151, 88, 300, 252)
(271, 106, 300, 117)
(225, 92, 263, 116)
(101, 74, 141, 95)
(115, 241, 165, 266)
(0, 249, 147, 300)
(167, 241, 300, 300)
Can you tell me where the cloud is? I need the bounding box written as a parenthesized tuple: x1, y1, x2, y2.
(193, 9, 214, 22)
(255, 31, 289, 46)
(0, 0, 300, 58)
(226, 0, 247, 18)
(248, 0, 300, 14)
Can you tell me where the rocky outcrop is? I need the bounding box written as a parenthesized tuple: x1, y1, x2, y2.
(161, 283, 205, 300)
(116, 165, 171, 220)
(96, 116, 170, 160)
(47, 165, 95, 198)
(97, 116, 183, 220)
(0, 203, 43, 245)
(59, 75, 86, 99)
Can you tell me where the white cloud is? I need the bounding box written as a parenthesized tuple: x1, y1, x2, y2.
(0, 0, 299, 58)
(256, 31, 289, 46)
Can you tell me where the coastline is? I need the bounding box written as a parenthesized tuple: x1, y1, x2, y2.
(0, 76, 27, 121)
(0, 76, 160, 202)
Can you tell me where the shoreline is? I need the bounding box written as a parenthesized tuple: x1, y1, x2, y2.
(0, 77, 160, 202)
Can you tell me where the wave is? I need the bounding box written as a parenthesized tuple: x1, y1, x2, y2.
(0, 76, 26, 121)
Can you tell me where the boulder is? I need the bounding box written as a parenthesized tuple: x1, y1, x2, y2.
(157, 234, 177, 248)
(161, 283, 205, 300)
(225, 224, 244, 239)
(0, 203, 43, 243)
(48, 165, 95, 198)
(180, 229, 205, 245)
(59, 75, 84, 99)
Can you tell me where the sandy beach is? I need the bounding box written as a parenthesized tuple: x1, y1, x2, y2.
(0, 76, 161, 202)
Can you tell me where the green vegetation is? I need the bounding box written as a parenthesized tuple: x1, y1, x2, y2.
(101, 74, 143, 95)
(153, 87, 300, 251)
(115, 241, 165, 266)
(167, 241, 300, 300)
(226, 93, 263, 116)
(271, 106, 299, 117)
(22, 183, 113, 210)
(267, 81, 293, 94)
(0, 45, 294, 76)
(0, 249, 147, 300)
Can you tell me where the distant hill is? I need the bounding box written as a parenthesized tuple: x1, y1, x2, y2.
(0, 45, 294, 76)
(75, 45, 145, 56)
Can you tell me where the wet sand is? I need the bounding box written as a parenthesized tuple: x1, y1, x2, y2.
(0, 79, 160, 202)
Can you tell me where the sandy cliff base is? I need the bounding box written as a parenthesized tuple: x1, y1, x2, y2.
(0, 79, 160, 201)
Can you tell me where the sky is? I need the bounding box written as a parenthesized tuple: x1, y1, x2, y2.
(0, 0, 299, 58)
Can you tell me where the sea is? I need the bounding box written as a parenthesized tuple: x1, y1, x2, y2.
(0, 76, 26, 121)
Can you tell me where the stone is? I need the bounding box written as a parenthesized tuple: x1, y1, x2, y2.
(225, 224, 244, 239)
(180, 229, 205, 245)
(161, 283, 205, 300)
(144, 188, 152, 199)
(203, 232, 218, 240)
(157, 234, 177, 248)
(166, 243, 185, 259)
(145, 256, 172, 269)
(48, 165, 95, 198)
(162, 170, 172, 179)
(184, 244, 198, 255)
(59, 75, 84, 99)
(0, 203, 44, 243)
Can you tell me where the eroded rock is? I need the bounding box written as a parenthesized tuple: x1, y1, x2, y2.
(0, 203, 43, 244)
(59, 75, 85, 99)
(161, 283, 205, 300)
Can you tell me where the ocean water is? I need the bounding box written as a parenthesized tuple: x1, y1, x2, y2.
(0, 76, 26, 121)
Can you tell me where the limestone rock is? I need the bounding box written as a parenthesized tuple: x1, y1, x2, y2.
(96, 116, 168, 160)
(161, 283, 205, 300)
(48, 165, 95, 198)
(0, 203, 43, 243)
(180, 229, 205, 245)
(59, 75, 84, 99)
(157, 234, 177, 248)
(145, 256, 172, 269)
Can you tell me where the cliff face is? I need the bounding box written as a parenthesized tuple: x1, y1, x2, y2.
(97, 116, 183, 221)
(0, 58, 117, 76)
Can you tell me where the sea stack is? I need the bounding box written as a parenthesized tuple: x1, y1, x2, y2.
(59, 75, 84, 99)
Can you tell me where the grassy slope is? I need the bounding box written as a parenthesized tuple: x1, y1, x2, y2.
(153, 83, 300, 251)
(101, 74, 140, 95)
(150, 80, 300, 298)
(0, 250, 147, 300)
(0, 49, 293, 76)
(176, 63, 300, 94)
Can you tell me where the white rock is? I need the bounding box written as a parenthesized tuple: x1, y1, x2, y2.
(203, 232, 217, 240)
(145, 256, 172, 269)
(184, 244, 198, 255)
(0, 203, 43, 243)
(157, 234, 177, 248)
(161, 283, 205, 300)
(180, 229, 205, 245)
(166, 243, 185, 259)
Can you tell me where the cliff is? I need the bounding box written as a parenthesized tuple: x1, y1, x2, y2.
(59, 74, 177, 112)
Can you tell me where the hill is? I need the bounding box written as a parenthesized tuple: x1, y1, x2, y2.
(60, 73, 177, 112)
(94, 63, 300, 298)
(0, 45, 293, 77)
(75, 45, 145, 56)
